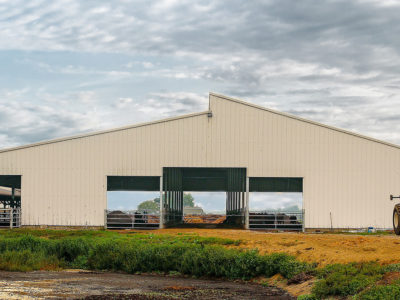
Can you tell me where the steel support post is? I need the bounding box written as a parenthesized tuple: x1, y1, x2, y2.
(179, 191, 183, 222)
(10, 208, 13, 229)
(230, 192, 233, 214)
(228, 192, 230, 214)
(237, 192, 239, 213)
(11, 187, 15, 208)
(234, 192, 236, 213)
(226, 192, 229, 214)
(245, 177, 250, 230)
(159, 176, 164, 229)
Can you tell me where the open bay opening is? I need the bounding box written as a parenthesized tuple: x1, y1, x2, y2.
(106, 176, 160, 229)
(249, 177, 304, 231)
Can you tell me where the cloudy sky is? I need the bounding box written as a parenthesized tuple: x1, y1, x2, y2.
(1, 0, 400, 150)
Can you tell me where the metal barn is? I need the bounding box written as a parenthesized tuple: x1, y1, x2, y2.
(0, 93, 399, 230)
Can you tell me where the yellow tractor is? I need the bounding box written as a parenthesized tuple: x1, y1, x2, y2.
(391, 195, 400, 235)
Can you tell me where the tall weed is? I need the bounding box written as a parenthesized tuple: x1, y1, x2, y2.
(0, 233, 310, 279)
(0, 249, 59, 271)
(312, 262, 384, 298)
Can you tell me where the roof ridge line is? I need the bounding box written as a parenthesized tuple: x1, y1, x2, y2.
(210, 92, 400, 150)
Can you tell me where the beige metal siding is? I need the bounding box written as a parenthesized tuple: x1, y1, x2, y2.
(0, 112, 210, 226)
(208, 94, 400, 229)
(0, 94, 399, 228)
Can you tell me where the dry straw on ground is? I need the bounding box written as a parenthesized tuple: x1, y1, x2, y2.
(130, 229, 400, 266)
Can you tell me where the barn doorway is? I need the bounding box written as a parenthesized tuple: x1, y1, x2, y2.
(162, 168, 246, 228)
(106, 176, 161, 229)
(248, 177, 303, 231)
(182, 192, 227, 226)
(105, 173, 304, 231)
(0, 175, 21, 228)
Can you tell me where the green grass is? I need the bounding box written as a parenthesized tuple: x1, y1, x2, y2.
(312, 262, 384, 298)
(0, 229, 241, 245)
(0, 249, 59, 271)
(355, 280, 400, 300)
(297, 295, 317, 300)
(299, 262, 400, 299)
(0, 230, 309, 280)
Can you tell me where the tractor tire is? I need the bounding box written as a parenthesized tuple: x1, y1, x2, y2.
(393, 207, 400, 235)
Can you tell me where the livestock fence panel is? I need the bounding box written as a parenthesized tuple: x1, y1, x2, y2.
(106, 210, 160, 229)
(0, 208, 21, 228)
(249, 210, 304, 231)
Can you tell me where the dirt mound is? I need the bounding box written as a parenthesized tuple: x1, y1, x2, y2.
(287, 272, 313, 285)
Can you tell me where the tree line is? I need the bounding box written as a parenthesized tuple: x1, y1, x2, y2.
(137, 193, 195, 211)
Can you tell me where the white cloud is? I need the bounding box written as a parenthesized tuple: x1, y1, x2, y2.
(0, 88, 106, 148)
(1, 0, 400, 149)
(142, 62, 154, 69)
(250, 193, 302, 211)
(140, 92, 208, 116)
(114, 97, 133, 108)
(77, 91, 96, 104)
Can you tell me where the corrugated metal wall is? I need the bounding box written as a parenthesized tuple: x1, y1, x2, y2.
(0, 112, 211, 226)
(0, 93, 399, 228)
(208, 94, 400, 229)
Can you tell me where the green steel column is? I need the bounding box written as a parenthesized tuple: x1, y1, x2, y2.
(245, 177, 250, 230)
(11, 187, 15, 208)
(160, 176, 164, 229)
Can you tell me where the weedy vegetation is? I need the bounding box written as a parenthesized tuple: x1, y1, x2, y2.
(302, 262, 400, 299)
(1, 229, 400, 299)
(0, 229, 310, 280)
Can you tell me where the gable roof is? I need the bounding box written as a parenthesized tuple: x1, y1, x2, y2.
(210, 92, 400, 150)
(0, 92, 399, 154)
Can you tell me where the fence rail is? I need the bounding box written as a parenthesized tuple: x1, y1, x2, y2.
(249, 211, 304, 231)
(249, 210, 303, 231)
(106, 210, 160, 229)
(106, 209, 303, 231)
(0, 208, 21, 228)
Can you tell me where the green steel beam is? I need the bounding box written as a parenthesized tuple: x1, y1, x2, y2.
(0, 175, 21, 189)
(107, 176, 160, 191)
(249, 177, 303, 192)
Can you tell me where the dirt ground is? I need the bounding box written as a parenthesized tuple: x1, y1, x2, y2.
(0, 270, 293, 300)
(130, 228, 400, 266)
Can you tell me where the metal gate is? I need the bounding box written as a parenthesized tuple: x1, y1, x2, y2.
(106, 210, 160, 229)
(249, 210, 304, 231)
(0, 208, 21, 228)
